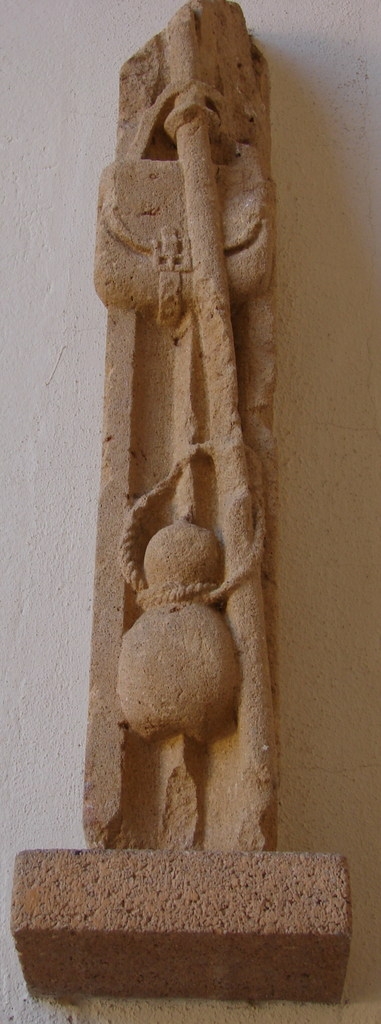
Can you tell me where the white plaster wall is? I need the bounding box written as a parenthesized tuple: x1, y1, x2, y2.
(1, 0, 380, 1021)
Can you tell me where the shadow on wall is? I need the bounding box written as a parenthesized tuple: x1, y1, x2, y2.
(269, 41, 381, 1004)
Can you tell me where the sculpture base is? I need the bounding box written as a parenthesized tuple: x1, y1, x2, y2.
(11, 849, 351, 1003)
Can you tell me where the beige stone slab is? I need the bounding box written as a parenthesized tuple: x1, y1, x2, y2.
(11, 849, 351, 1002)
(85, 0, 279, 856)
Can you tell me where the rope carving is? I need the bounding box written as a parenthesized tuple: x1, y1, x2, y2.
(119, 443, 266, 609)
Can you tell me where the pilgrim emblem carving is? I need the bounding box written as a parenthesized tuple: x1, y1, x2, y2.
(86, 0, 277, 852)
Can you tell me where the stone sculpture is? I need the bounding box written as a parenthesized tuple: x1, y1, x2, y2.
(11, 0, 351, 1002)
(86, 0, 278, 854)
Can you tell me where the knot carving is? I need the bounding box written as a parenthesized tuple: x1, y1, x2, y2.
(118, 446, 265, 610)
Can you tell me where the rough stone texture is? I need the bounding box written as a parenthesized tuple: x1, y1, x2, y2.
(11, 850, 351, 1002)
(85, 0, 278, 855)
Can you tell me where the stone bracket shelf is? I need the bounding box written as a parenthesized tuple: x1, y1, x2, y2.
(11, 849, 351, 1002)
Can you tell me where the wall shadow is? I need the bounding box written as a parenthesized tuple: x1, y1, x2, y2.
(267, 41, 381, 1005)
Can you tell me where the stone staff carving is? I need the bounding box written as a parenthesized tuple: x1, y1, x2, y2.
(86, 0, 277, 852)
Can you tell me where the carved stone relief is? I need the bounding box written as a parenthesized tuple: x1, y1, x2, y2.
(11, 0, 351, 1002)
(85, 0, 278, 854)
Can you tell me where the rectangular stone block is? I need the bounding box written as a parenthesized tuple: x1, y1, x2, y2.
(11, 849, 351, 1002)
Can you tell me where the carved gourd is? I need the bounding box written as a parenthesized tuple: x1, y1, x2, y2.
(117, 520, 239, 743)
